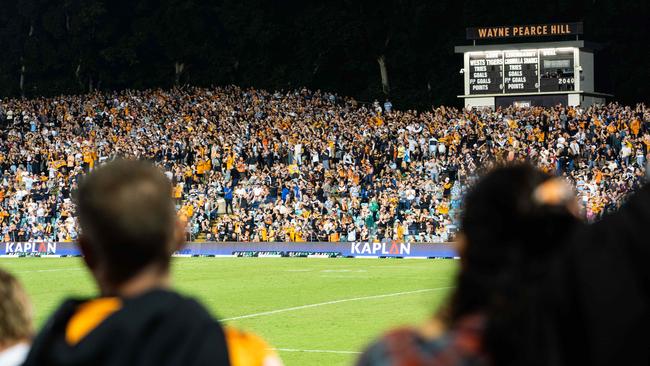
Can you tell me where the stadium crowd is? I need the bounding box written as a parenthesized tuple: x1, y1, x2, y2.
(0, 86, 648, 243)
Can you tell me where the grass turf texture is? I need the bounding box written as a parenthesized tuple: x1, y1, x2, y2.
(1, 257, 457, 365)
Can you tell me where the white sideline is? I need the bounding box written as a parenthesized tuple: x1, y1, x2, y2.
(13, 268, 84, 274)
(222, 286, 452, 321)
(271, 348, 361, 354)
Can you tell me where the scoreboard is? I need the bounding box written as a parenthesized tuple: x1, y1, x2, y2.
(456, 24, 607, 108)
(467, 47, 577, 96)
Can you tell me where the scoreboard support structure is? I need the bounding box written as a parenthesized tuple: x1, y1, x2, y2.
(455, 39, 611, 109)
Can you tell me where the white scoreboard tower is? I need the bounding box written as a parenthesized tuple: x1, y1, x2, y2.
(456, 23, 611, 109)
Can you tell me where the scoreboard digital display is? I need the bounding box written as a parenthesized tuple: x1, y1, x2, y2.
(539, 49, 575, 92)
(467, 47, 577, 95)
(468, 52, 503, 94)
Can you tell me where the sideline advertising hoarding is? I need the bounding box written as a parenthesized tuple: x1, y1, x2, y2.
(1, 241, 457, 259)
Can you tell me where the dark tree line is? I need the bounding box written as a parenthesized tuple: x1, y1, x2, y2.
(0, 0, 647, 108)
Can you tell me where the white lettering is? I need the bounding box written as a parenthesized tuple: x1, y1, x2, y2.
(400, 243, 411, 255)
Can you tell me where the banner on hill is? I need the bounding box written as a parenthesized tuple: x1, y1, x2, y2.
(0, 241, 457, 258)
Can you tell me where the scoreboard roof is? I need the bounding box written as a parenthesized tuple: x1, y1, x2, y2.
(455, 40, 603, 53)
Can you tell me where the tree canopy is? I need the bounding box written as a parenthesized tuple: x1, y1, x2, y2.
(0, 0, 647, 108)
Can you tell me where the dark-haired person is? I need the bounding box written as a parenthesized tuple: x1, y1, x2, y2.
(23, 160, 282, 366)
(358, 164, 650, 366)
(555, 168, 650, 366)
(357, 165, 581, 366)
(0, 268, 33, 366)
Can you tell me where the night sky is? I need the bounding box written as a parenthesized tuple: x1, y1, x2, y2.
(0, 0, 647, 108)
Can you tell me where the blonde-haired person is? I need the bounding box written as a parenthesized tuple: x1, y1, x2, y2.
(0, 268, 33, 366)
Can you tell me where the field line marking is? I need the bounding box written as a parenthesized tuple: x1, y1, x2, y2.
(12, 268, 85, 274)
(271, 348, 361, 354)
(222, 286, 452, 321)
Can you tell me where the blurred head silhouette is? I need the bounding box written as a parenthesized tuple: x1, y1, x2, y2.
(75, 159, 185, 296)
(0, 268, 32, 366)
(451, 164, 579, 366)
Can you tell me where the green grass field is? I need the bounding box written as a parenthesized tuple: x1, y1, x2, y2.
(0, 258, 457, 365)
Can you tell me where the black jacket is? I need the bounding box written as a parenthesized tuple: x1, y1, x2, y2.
(23, 289, 230, 366)
(558, 186, 650, 366)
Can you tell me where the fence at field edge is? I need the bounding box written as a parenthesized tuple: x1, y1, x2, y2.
(0, 241, 457, 258)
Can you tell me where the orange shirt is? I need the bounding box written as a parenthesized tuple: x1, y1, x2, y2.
(224, 327, 281, 366)
(630, 119, 641, 136)
(173, 185, 183, 199)
(594, 170, 603, 184)
(226, 155, 235, 170)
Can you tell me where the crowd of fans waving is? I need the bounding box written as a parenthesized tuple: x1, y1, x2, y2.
(0, 86, 648, 243)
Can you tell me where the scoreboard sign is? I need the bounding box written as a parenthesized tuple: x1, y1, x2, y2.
(466, 47, 577, 95)
(468, 52, 503, 94)
(466, 22, 583, 40)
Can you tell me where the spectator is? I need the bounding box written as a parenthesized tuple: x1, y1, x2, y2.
(0, 87, 647, 243)
(359, 163, 650, 366)
(357, 165, 579, 366)
(0, 268, 33, 366)
(22, 160, 282, 366)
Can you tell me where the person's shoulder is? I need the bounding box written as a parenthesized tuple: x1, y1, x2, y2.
(358, 316, 489, 366)
(122, 289, 216, 327)
(358, 327, 435, 365)
(0, 342, 30, 366)
(224, 327, 283, 366)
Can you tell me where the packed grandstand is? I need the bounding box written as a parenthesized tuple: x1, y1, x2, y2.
(0, 86, 648, 243)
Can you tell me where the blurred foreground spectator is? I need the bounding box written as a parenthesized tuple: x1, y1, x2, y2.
(0, 268, 33, 366)
(358, 164, 650, 366)
(22, 160, 281, 366)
